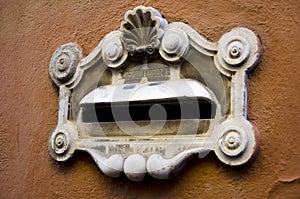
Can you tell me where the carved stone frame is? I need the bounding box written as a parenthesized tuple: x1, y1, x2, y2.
(48, 6, 261, 181)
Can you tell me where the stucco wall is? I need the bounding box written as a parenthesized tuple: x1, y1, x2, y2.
(0, 0, 299, 198)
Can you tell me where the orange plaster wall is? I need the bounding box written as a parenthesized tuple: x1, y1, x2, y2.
(0, 0, 299, 198)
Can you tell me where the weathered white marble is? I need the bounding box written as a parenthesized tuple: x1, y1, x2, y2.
(48, 6, 262, 181)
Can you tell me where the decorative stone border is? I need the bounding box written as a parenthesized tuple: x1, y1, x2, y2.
(48, 6, 261, 181)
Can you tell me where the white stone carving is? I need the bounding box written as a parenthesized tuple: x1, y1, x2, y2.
(160, 29, 189, 62)
(48, 6, 262, 181)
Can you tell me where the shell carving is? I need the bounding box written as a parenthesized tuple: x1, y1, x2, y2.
(121, 7, 164, 55)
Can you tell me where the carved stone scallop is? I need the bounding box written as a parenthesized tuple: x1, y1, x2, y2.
(120, 6, 167, 55)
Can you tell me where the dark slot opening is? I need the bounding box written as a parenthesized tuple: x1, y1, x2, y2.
(81, 98, 216, 123)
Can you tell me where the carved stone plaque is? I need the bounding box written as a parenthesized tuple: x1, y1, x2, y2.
(48, 6, 262, 181)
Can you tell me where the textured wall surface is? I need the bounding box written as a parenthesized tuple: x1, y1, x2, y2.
(0, 0, 299, 198)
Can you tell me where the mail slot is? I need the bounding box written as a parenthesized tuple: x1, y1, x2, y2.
(80, 79, 216, 122)
(76, 78, 217, 136)
(48, 6, 261, 181)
